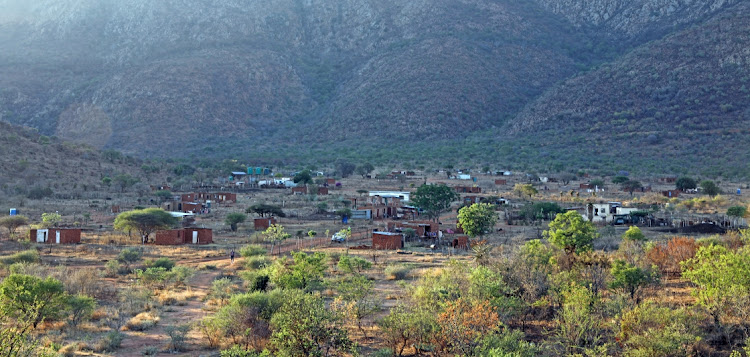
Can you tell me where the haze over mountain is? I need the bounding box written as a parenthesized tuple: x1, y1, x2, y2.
(0, 0, 747, 175)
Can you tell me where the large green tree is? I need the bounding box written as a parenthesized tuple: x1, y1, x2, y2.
(458, 203, 497, 239)
(411, 184, 459, 221)
(270, 290, 353, 356)
(621, 180, 643, 196)
(225, 213, 247, 232)
(675, 177, 697, 191)
(0, 274, 68, 328)
(700, 180, 721, 196)
(544, 211, 598, 255)
(114, 208, 178, 244)
(292, 170, 314, 187)
(513, 183, 538, 199)
(355, 163, 375, 178)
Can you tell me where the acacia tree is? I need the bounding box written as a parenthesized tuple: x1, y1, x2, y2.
(292, 170, 314, 188)
(246, 204, 286, 218)
(411, 184, 459, 221)
(621, 180, 643, 196)
(700, 180, 721, 196)
(544, 211, 598, 255)
(458, 203, 497, 239)
(0, 215, 28, 240)
(114, 208, 178, 244)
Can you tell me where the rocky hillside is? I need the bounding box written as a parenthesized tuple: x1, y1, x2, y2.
(0, 121, 159, 202)
(0, 0, 746, 174)
(505, 0, 750, 177)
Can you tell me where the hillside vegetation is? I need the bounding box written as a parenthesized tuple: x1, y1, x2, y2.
(0, 0, 747, 175)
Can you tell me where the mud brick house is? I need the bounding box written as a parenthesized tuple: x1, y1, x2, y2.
(452, 235, 469, 249)
(317, 187, 329, 195)
(29, 228, 81, 244)
(388, 221, 440, 238)
(494, 179, 507, 185)
(254, 217, 277, 230)
(155, 228, 213, 245)
(291, 186, 307, 195)
(181, 192, 237, 204)
(455, 186, 481, 194)
(373, 232, 404, 250)
(662, 190, 680, 198)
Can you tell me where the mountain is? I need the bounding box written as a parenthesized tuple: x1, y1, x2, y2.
(505, 0, 750, 177)
(0, 0, 746, 175)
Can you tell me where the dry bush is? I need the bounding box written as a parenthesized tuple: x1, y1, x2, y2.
(646, 236, 697, 276)
(157, 290, 198, 306)
(124, 312, 160, 331)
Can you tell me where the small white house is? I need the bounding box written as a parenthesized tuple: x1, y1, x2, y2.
(458, 174, 471, 180)
(369, 191, 411, 202)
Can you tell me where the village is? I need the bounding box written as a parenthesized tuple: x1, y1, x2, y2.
(1, 166, 748, 356)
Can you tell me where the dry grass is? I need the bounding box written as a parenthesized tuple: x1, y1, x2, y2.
(124, 312, 160, 331)
(157, 289, 200, 306)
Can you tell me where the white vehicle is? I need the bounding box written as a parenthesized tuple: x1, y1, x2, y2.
(331, 231, 347, 243)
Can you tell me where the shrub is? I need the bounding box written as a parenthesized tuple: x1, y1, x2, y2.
(68, 294, 96, 328)
(240, 245, 267, 258)
(125, 312, 160, 331)
(149, 257, 175, 270)
(141, 346, 159, 356)
(104, 260, 123, 277)
(117, 248, 143, 269)
(384, 264, 413, 280)
(165, 324, 191, 352)
(245, 256, 270, 270)
(609, 260, 658, 302)
(618, 302, 703, 356)
(0, 250, 40, 265)
(210, 278, 237, 305)
(94, 331, 124, 352)
(337, 255, 372, 274)
(622, 226, 646, 242)
(646, 237, 697, 276)
(0, 274, 68, 328)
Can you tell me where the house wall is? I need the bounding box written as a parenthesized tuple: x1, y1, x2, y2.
(29, 228, 81, 244)
(373, 233, 403, 250)
(155, 230, 185, 245)
(184, 228, 213, 244)
(318, 187, 329, 195)
(254, 218, 276, 230)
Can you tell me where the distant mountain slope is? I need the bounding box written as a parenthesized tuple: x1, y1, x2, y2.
(535, 0, 740, 40)
(0, 0, 618, 156)
(0, 121, 155, 200)
(0, 0, 746, 176)
(506, 1, 750, 177)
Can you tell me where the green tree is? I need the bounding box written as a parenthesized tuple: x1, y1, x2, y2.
(335, 160, 356, 178)
(337, 255, 372, 274)
(622, 226, 646, 242)
(609, 260, 656, 302)
(101, 176, 112, 187)
(113, 173, 139, 193)
(544, 211, 598, 255)
(114, 208, 178, 244)
(40, 212, 61, 228)
(589, 179, 605, 188)
(355, 163, 375, 178)
(0, 274, 68, 328)
(0, 304, 49, 357)
(621, 180, 643, 196)
(676, 177, 697, 191)
(700, 180, 721, 196)
(270, 251, 327, 291)
(612, 176, 629, 184)
(681, 245, 750, 336)
(270, 290, 353, 356)
(117, 247, 143, 270)
(513, 183, 538, 199)
(519, 202, 565, 221)
(246, 204, 286, 218)
(225, 213, 247, 232)
(155, 190, 173, 202)
(335, 274, 380, 338)
(263, 224, 290, 255)
(0, 215, 29, 240)
(458, 203, 497, 238)
(292, 170, 314, 187)
(411, 184, 460, 221)
(727, 206, 747, 218)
